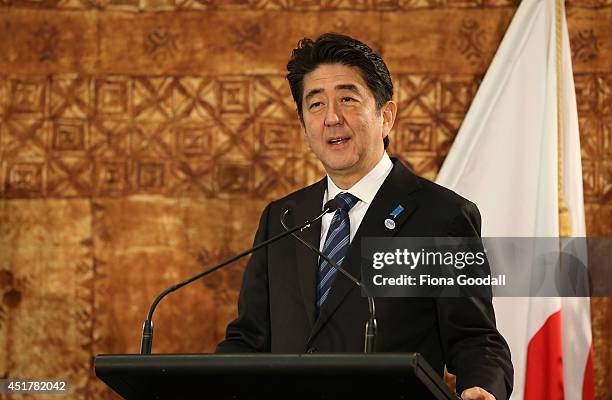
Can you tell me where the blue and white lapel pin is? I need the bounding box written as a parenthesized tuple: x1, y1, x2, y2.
(384, 205, 405, 230)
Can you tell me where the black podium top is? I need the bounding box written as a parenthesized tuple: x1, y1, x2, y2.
(95, 353, 457, 400)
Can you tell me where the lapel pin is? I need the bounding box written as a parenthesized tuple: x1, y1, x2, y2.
(384, 218, 396, 230)
(384, 205, 405, 230)
(390, 205, 405, 218)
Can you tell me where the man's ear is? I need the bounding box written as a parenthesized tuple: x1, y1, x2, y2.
(381, 100, 397, 137)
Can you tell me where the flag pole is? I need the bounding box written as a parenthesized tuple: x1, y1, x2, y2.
(556, 0, 571, 238)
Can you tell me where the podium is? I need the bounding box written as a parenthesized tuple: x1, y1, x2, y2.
(95, 353, 458, 399)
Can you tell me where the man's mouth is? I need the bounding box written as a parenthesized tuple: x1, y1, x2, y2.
(328, 137, 350, 145)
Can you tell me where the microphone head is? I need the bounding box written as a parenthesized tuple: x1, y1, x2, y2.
(323, 198, 341, 213)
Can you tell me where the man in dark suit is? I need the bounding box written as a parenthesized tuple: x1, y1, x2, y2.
(217, 33, 513, 400)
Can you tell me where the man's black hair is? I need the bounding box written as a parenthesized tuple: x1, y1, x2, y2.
(286, 33, 393, 149)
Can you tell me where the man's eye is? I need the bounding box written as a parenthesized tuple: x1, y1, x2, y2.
(309, 102, 322, 109)
(341, 97, 356, 103)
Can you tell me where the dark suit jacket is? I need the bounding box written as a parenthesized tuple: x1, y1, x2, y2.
(217, 158, 513, 399)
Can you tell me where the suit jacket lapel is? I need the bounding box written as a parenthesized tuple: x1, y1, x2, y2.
(307, 159, 421, 346)
(292, 178, 327, 329)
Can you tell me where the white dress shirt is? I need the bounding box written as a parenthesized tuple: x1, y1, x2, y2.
(319, 152, 394, 250)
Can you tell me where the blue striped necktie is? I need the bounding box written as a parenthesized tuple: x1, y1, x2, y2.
(317, 192, 359, 311)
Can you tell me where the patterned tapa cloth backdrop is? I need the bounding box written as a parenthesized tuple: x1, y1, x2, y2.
(0, 1, 610, 399)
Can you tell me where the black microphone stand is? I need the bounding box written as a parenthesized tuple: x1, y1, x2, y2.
(140, 205, 335, 355)
(280, 209, 377, 353)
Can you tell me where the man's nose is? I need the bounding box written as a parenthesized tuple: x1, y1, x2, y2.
(324, 102, 343, 126)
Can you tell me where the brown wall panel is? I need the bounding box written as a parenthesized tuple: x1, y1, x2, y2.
(0, 199, 94, 398)
(568, 8, 612, 72)
(95, 9, 380, 75)
(0, 9, 98, 74)
(383, 8, 515, 74)
(0, 2, 610, 399)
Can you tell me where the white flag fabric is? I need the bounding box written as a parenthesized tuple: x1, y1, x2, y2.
(435, 0, 594, 398)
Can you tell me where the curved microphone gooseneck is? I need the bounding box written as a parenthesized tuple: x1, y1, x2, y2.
(280, 206, 377, 353)
(139, 202, 339, 355)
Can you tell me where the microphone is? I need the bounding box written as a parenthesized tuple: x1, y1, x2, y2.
(140, 201, 337, 355)
(281, 201, 377, 353)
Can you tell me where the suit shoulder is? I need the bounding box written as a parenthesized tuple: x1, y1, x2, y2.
(414, 176, 476, 210)
(412, 176, 482, 235)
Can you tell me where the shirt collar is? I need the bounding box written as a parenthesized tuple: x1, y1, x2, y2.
(326, 152, 393, 205)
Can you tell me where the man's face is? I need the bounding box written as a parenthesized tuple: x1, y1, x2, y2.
(301, 63, 395, 186)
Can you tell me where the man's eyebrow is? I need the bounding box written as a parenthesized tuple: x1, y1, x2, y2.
(335, 83, 362, 95)
(304, 88, 323, 102)
(304, 84, 362, 102)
